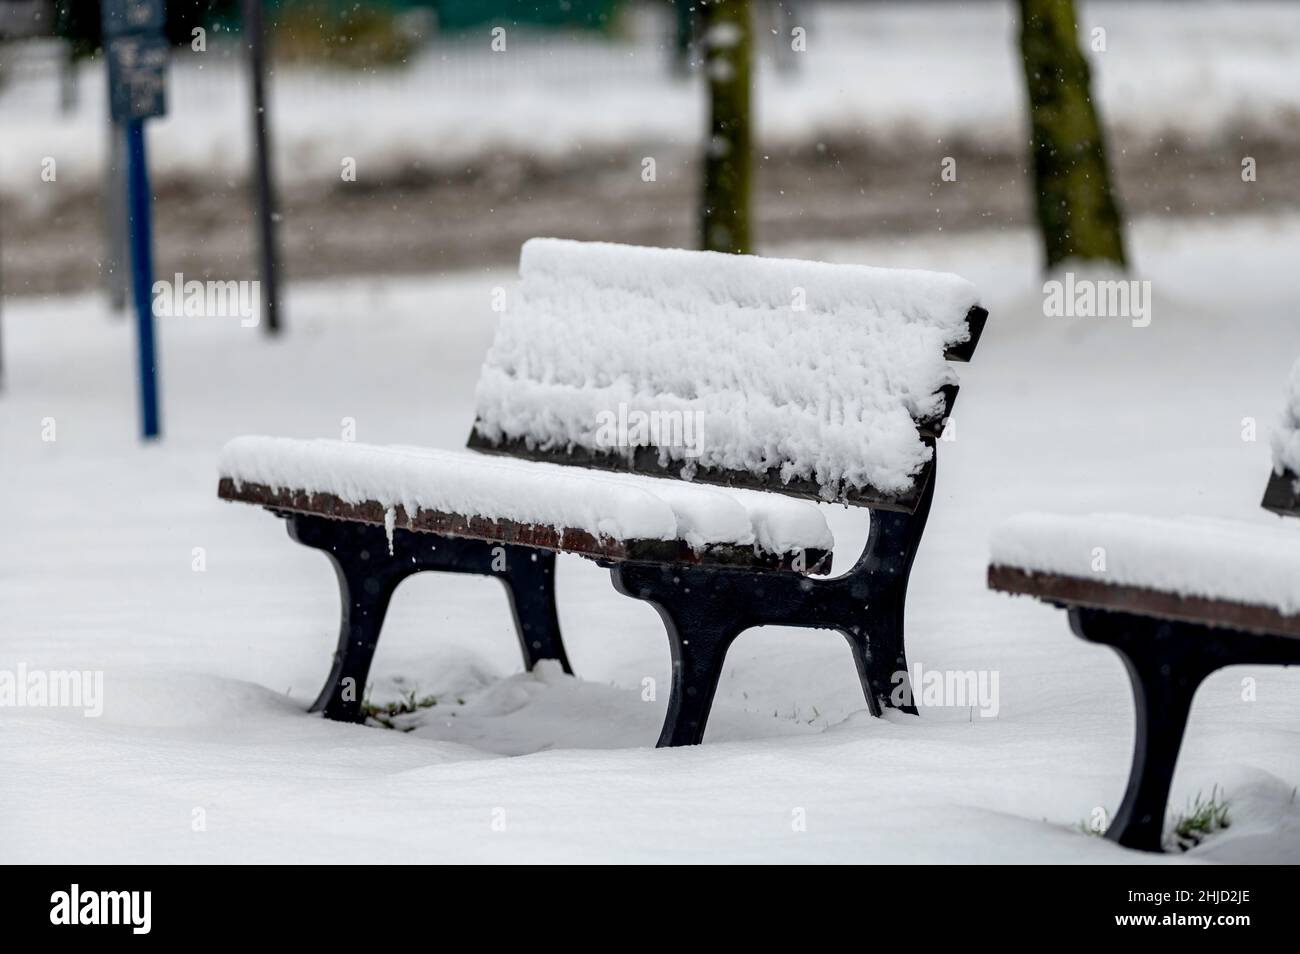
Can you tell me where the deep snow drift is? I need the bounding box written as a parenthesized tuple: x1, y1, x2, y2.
(1, 217, 1298, 863)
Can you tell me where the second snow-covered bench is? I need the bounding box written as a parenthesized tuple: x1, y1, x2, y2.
(988, 365, 1300, 850)
(219, 238, 987, 746)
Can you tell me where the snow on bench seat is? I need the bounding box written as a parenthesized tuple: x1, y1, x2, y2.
(218, 436, 834, 571)
(471, 238, 982, 506)
(988, 512, 1300, 636)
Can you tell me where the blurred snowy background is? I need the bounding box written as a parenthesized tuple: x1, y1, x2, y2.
(3, 1, 1298, 289)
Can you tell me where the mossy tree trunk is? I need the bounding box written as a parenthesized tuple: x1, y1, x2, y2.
(699, 0, 753, 254)
(1018, 0, 1127, 269)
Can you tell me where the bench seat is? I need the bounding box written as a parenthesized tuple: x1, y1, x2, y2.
(989, 508, 1300, 852)
(989, 513, 1300, 637)
(219, 435, 834, 572)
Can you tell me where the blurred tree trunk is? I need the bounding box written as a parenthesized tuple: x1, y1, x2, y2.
(699, 0, 753, 254)
(1018, 0, 1126, 268)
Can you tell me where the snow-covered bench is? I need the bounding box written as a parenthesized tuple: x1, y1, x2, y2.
(988, 371, 1300, 850)
(219, 238, 987, 745)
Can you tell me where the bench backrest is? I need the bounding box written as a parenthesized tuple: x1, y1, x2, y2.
(469, 239, 986, 511)
(1263, 359, 1300, 516)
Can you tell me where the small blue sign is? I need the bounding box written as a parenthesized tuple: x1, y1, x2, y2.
(102, 0, 168, 439)
(102, 0, 167, 38)
(106, 34, 168, 124)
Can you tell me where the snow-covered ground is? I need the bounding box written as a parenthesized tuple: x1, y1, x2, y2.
(2, 1, 1299, 200)
(2, 214, 1298, 863)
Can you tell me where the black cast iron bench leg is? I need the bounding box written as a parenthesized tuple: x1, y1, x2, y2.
(286, 513, 571, 723)
(1070, 610, 1219, 852)
(840, 466, 935, 715)
(1069, 607, 1300, 852)
(289, 516, 408, 722)
(611, 565, 748, 747)
(611, 463, 935, 746)
(500, 548, 571, 673)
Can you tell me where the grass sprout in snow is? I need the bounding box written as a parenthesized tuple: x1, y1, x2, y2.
(1169, 787, 1231, 852)
(364, 690, 463, 731)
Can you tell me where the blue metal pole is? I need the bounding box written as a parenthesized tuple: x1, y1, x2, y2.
(125, 119, 160, 440)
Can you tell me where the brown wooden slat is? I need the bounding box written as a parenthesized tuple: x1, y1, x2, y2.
(218, 478, 832, 574)
(464, 431, 928, 512)
(1261, 468, 1300, 518)
(988, 564, 1300, 639)
(944, 305, 987, 363)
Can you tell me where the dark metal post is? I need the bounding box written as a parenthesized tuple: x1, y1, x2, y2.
(60, 40, 79, 113)
(125, 120, 161, 439)
(106, 120, 130, 314)
(102, 0, 168, 438)
(244, 0, 282, 335)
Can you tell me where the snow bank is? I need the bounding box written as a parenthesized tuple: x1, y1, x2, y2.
(474, 239, 979, 499)
(219, 436, 833, 555)
(990, 513, 1300, 616)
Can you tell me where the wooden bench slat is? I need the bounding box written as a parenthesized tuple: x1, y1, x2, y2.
(218, 478, 833, 574)
(988, 564, 1300, 639)
(465, 431, 931, 513)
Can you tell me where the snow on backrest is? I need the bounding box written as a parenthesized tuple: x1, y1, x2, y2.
(472, 238, 981, 502)
(1272, 358, 1300, 478)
